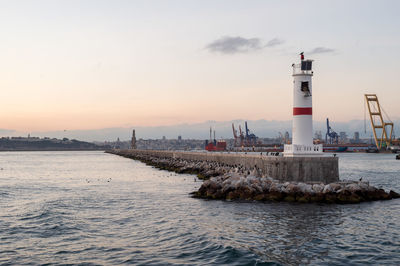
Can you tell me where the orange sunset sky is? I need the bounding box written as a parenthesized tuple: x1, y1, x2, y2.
(0, 0, 399, 132)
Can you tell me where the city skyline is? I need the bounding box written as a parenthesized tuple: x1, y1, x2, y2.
(0, 0, 399, 132)
(1, 118, 398, 142)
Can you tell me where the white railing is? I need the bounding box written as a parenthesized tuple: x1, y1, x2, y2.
(292, 63, 313, 75)
(284, 144, 323, 154)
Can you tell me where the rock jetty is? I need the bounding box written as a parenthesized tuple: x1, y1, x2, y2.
(108, 150, 399, 204)
(109, 150, 229, 179)
(195, 173, 399, 203)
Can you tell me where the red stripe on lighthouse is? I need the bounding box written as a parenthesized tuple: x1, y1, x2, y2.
(293, 107, 312, 115)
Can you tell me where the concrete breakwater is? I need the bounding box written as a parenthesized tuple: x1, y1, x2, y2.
(108, 149, 339, 183)
(108, 149, 399, 204)
(107, 149, 233, 179)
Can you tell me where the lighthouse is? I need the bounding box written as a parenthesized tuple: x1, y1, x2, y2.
(284, 53, 323, 157)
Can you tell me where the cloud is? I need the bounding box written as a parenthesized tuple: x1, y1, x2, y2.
(265, 38, 284, 47)
(308, 47, 336, 55)
(205, 36, 263, 54)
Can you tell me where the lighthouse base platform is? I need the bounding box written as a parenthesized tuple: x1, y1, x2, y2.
(283, 144, 323, 157)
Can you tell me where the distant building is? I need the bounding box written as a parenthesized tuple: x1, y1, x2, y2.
(339, 132, 348, 143)
(178, 135, 182, 141)
(354, 132, 360, 143)
(114, 137, 121, 149)
(131, 130, 137, 149)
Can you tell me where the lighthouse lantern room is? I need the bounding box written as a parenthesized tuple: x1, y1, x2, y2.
(284, 53, 323, 157)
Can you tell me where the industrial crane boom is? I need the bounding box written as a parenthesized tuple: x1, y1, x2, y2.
(364, 94, 394, 149)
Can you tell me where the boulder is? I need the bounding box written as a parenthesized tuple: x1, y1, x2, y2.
(337, 189, 352, 203)
(377, 189, 391, 200)
(324, 192, 337, 203)
(310, 192, 325, 202)
(348, 192, 362, 203)
(269, 183, 281, 193)
(358, 181, 370, 191)
(312, 184, 324, 193)
(286, 183, 301, 193)
(365, 187, 383, 200)
(296, 192, 312, 203)
(251, 183, 263, 194)
(226, 191, 240, 200)
(238, 187, 255, 200)
(260, 179, 272, 192)
(284, 194, 296, 202)
(389, 190, 400, 199)
(254, 194, 267, 201)
(330, 183, 342, 192)
(298, 183, 313, 194)
(345, 183, 361, 193)
(323, 184, 333, 193)
(267, 191, 284, 201)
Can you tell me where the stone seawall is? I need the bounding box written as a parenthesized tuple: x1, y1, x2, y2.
(109, 149, 339, 183)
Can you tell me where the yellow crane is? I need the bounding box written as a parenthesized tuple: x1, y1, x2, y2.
(364, 94, 394, 149)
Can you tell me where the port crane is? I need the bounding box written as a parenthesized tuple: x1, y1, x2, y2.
(278, 131, 290, 144)
(364, 94, 394, 149)
(244, 122, 257, 146)
(325, 118, 339, 144)
(238, 125, 245, 147)
(232, 121, 258, 147)
(232, 124, 238, 147)
(278, 132, 284, 144)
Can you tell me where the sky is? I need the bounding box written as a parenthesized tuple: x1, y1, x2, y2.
(0, 0, 399, 133)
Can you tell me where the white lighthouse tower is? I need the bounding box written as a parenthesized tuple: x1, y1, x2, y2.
(284, 53, 323, 157)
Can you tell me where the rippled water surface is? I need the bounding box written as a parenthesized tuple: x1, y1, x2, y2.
(0, 151, 399, 265)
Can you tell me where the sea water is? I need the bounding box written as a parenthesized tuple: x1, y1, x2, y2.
(0, 151, 399, 265)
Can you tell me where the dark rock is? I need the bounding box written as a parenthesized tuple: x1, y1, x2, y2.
(267, 191, 284, 201)
(296, 192, 311, 203)
(324, 192, 338, 204)
(226, 191, 240, 200)
(284, 194, 296, 202)
(254, 194, 267, 201)
(348, 192, 362, 204)
(337, 190, 352, 203)
(330, 183, 342, 192)
(310, 193, 325, 203)
(389, 190, 400, 199)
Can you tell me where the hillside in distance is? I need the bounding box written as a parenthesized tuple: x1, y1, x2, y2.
(0, 137, 110, 151)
